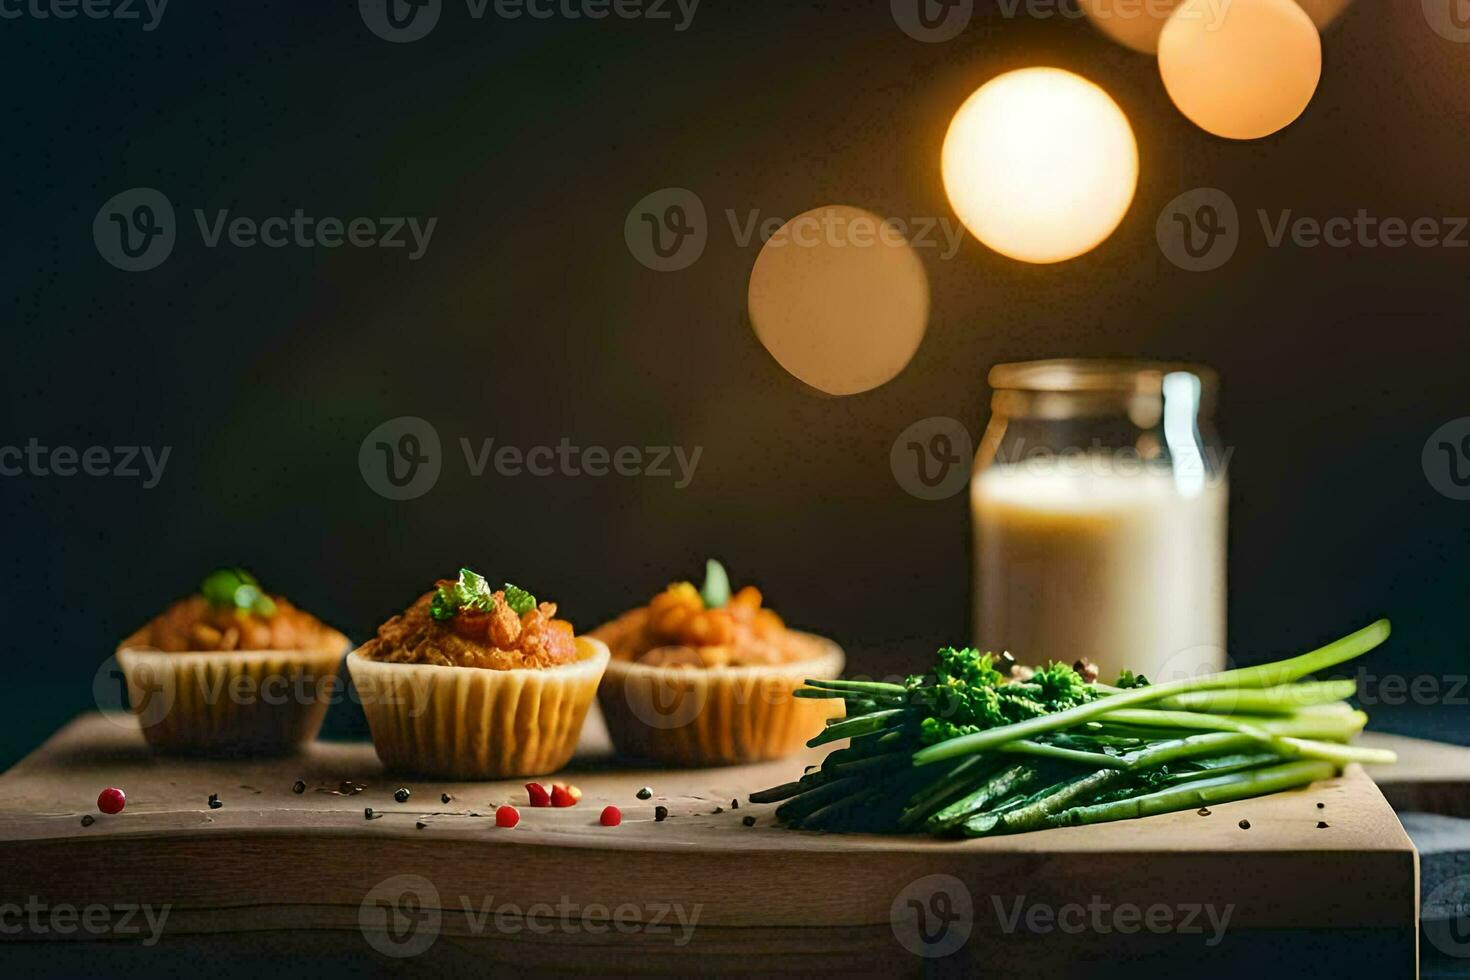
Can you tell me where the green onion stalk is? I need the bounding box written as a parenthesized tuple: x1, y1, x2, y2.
(753, 620, 1395, 837)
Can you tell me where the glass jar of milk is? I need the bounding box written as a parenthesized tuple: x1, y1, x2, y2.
(972, 360, 1228, 684)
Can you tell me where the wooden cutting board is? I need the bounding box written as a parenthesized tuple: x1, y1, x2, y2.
(0, 712, 1419, 978)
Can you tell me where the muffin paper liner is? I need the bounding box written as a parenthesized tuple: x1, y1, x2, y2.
(595, 634, 845, 766)
(346, 637, 610, 779)
(116, 636, 347, 756)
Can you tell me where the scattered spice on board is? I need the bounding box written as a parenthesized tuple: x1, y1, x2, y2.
(1317, 821, 1330, 829)
(364, 807, 377, 820)
(742, 816, 756, 827)
(441, 793, 452, 804)
(636, 787, 653, 800)
(731, 799, 739, 810)
(600, 806, 622, 827)
(1316, 802, 1325, 809)
(208, 793, 222, 810)
(1197, 808, 1211, 816)
(416, 820, 429, 830)
(713, 806, 724, 814)
(97, 787, 125, 814)
(394, 788, 411, 803)
(81, 815, 95, 827)
(525, 783, 551, 807)
(654, 805, 669, 822)
(1238, 819, 1251, 830)
(496, 805, 520, 828)
(292, 780, 306, 795)
(551, 784, 579, 807)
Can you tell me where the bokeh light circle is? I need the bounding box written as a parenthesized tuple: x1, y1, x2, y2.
(941, 68, 1138, 265)
(747, 205, 929, 396)
(1159, 0, 1322, 140)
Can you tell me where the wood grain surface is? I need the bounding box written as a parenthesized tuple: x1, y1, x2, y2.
(0, 712, 1423, 977)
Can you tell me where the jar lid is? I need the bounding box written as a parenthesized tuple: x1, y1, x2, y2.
(989, 359, 1218, 395)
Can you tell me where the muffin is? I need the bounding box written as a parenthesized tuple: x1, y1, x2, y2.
(347, 569, 609, 778)
(590, 560, 844, 766)
(116, 568, 348, 755)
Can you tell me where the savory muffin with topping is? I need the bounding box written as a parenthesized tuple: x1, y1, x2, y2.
(348, 569, 609, 779)
(116, 568, 348, 756)
(591, 561, 843, 766)
(360, 578, 576, 670)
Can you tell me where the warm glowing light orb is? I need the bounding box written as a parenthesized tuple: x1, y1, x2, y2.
(1080, 0, 1350, 54)
(941, 68, 1139, 265)
(1159, 0, 1322, 140)
(747, 205, 929, 396)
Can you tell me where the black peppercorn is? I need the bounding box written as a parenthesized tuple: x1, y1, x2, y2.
(1316, 821, 1329, 829)
(742, 816, 755, 827)
(208, 793, 222, 809)
(1238, 819, 1250, 830)
(292, 780, 306, 794)
(441, 793, 452, 804)
(364, 807, 374, 819)
(394, 788, 411, 803)
(81, 815, 95, 827)
(636, 787, 652, 800)
(654, 805, 669, 822)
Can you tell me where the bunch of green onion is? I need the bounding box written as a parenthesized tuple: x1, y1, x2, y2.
(752, 620, 1396, 836)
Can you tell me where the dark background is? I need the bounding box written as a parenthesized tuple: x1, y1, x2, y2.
(1, 0, 1466, 768)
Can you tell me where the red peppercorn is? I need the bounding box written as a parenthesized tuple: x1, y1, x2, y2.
(550, 784, 577, 807)
(97, 787, 126, 815)
(495, 805, 520, 828)
(525, 782, 551, 807)
(600, 805, 622, 827)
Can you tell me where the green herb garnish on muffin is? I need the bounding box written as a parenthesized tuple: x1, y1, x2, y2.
(200, 568, 276, 618)
(429, 568, 537, 621)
